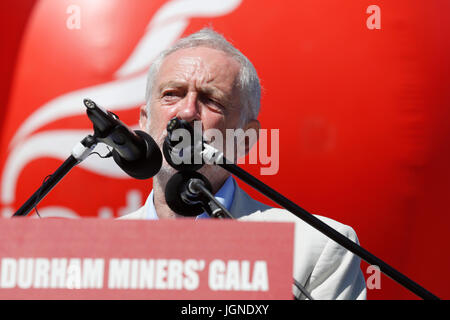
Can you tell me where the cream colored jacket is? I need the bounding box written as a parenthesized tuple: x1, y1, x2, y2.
(121, 180, 367, 300)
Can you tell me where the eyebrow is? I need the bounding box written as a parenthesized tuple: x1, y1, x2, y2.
(157, 80, 232, 106)
(157, 80, 187, 93)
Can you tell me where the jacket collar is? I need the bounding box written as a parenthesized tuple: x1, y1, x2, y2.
(229, 178, 271, 219)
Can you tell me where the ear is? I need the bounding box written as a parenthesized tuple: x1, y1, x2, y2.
(242, 119, 260, 156)
(139, 104, 148, 131)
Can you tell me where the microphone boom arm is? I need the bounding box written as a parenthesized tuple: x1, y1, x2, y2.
(12, 135, 97, 217)
(188, 179, 234, 219)
(217, 160, 440, 300)
(163, 118, 439, 300)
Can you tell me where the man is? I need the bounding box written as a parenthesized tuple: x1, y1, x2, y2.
(121, 28, 367, 300)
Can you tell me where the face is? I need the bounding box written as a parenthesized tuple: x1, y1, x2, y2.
(140, 47, 253, 189)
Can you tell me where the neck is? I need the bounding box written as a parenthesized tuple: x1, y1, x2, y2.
(152, 179, 182, 219)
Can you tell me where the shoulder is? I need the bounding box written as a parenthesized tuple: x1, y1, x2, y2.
(239, 207, 357, 269)
(242, 208, 366, 299)
(234, 186, 366, 300)
(231, 181, 358, 246)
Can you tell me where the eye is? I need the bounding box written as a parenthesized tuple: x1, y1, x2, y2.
(161, 90, 183, 103)
(200, 95, 225, 112)
(210, 99, 224, 110)
(162, 90, 177, 97)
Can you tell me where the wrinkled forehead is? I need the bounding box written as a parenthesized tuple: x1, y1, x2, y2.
(154, 47, 241, 91)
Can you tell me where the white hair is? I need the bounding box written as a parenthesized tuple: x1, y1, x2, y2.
(145, 28, 261, 126)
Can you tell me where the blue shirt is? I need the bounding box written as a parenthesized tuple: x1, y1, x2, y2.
(145, 176, 236, 219)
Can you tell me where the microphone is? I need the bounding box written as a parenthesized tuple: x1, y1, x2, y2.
(163, 117, 233, 171)
(165, 171, 213, 217)
(162, 117, 204, 171)
(84, 98, 162, 179)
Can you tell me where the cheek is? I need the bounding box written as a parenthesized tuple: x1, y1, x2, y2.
(201, 111, 226, 132)
(148, 104, 178, 131)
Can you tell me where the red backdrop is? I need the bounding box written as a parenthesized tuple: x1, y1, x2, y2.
(1, 0, 449, 300)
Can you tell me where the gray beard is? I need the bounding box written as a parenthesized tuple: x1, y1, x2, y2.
(152, 129, 176, 188)
(154, 158, 229, 195)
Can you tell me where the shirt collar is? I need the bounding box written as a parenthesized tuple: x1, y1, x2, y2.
(145, 175, 236, 220)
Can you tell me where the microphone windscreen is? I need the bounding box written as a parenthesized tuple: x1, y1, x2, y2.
(162, 118, 204, 171)
(165, 171, 210, 217)
(112, 130, 162, 179)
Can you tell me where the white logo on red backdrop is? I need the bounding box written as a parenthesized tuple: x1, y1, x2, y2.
(1, 0, 242, 219)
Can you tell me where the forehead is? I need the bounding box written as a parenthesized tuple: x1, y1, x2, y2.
(155, 47, 241, 89)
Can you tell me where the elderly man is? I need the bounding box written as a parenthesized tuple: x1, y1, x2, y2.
(122, 28, 367, 300)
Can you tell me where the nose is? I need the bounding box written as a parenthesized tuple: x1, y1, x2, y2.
(176, 92, 200, 123)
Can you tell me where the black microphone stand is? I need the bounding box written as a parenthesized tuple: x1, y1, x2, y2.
(163, 118, 440, 300)
(187, 178, 233, 219)
(13, 135, 97, 217)
(13, 97, 162, 217)
(218, 160, 440, 300)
